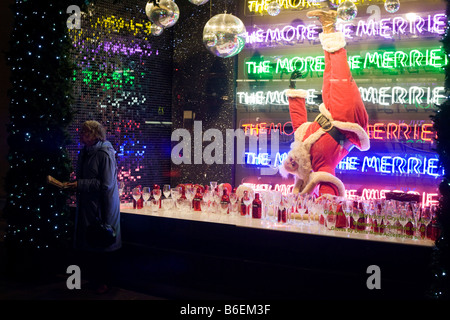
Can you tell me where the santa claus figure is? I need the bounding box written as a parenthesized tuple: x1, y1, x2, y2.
(280, 10, 370, 197)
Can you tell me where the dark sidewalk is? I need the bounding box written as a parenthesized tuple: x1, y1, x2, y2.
(0, 207, 163, 300)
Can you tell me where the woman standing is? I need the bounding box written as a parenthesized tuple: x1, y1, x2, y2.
(65, 120, 121, 293)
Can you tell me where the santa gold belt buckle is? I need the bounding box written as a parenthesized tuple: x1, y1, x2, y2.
(315, 114, 333, 132)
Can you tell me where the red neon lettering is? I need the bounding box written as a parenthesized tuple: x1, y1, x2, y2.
(367, 124, 374, 139)
(399, 123, 410, 140)
(270, 123, 282, 134)
(387, 123, 398, 140)
(413, 124, 419, 140)
(250, 124, 258, 135)
(373, 123, 385, 140)
(421, 124, 434, 141)
(242, 124, 251, 134)
(259, 122, 267, 135)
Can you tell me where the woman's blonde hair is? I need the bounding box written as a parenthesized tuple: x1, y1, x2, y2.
(81, 120, 106, 141)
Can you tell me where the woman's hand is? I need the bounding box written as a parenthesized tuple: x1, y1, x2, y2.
(63, 181, 78, 189)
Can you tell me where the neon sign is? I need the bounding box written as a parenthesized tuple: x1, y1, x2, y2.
(246, 0, 381, 14)
(245, 152, 287, 167)
(245, 13, 446, 47)
(338, 154, 442, 178)
(243, 182, 294, 195)
(241, 120, 435, 143)
(245, 150, 442, 178)
(368, 122, 435, 142)
(241, 122, 294, 136)
(236, 86, 445, 107)
(245, 48, 447, 76)
(242, 182, 439, 205)
(247, 0, 319, 14)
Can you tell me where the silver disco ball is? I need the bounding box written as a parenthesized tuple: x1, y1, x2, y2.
(145, 0, 179, 28)
(188, 0, 209, 5)
(202, 13, 247, 58)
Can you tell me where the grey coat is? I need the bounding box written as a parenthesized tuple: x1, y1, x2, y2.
(74, 140, 121, 252)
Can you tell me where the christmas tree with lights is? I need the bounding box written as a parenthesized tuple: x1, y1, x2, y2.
(4, 1, 81, 255)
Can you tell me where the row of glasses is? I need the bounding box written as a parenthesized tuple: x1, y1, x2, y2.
(131, 186, 162, 209)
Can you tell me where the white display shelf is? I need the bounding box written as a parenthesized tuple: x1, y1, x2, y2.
(121, 203, 435, 247)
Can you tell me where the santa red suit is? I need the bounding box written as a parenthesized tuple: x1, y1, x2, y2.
(281, 31, 370, 197)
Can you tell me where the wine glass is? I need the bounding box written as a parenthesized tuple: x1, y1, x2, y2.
(152, 188, 161, 207)
(410, 201, 421, 238)
(384, 200, 397, 236)
(163, 184, 171, 199)
(210, 181, 218, 192)
(271, 191, 282, 222)
(351, 199, 362, 231)
(229, 192, 238, 215)
(171, 187, 181, 209)
(395, 201, 408, 235)
(150, 199, 159, 213)
(142, 187, 151, 207)
(200, 199, 209, 219)
(303, 194, 315, 225)
(132, 187, 142, 209)
(285, 194, 296, 224)
(243, 191, 254, 219)
(297, 194, 307, 226)
(341, 199, 353, 230)
(185, 185, 195, 211)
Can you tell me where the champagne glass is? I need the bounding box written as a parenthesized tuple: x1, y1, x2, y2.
(152, 188, 161, 207)
(341, 199, 353, 230)
(163, 184, 171, 199)
(200, 199, 209, 219)
(351, 199, 362, 231)
(244, 191, 254, 219)
(385, 200, 397, 236)
(286, 193, 296, 224)
(150, 199, 159, 213)
(272, 191, 282, 222)
(297, 194, 307, 226)
(229, 192, 238, 216)
(132, 187, 142, 210)
(304, 194, 315, 225)
(185, 185, 195, 211)
(263, 191, 273, 222)
(410, 201, 421, 238)
(395, 201, 408, 235)
(142, 187, 151, 207)
(171, 187, 180, 203)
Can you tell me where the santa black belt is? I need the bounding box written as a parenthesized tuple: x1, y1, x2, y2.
(314, 113, 353, 152)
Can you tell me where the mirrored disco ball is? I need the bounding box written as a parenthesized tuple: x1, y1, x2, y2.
(267, 1, 281, 16)
(145, 0, 179, 28)
(203, 13, 247, 58)
(151, 24, 163, 36)
(188, 0, 209, 5)
(337, 1, 357, 21)
(203, 32, 217, 47)
(385, 0, 400, 14)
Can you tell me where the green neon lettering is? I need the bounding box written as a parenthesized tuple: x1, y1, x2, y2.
(245, 48, 446, 75)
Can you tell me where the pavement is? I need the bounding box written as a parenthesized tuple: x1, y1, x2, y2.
(0, 201, 164, 300)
